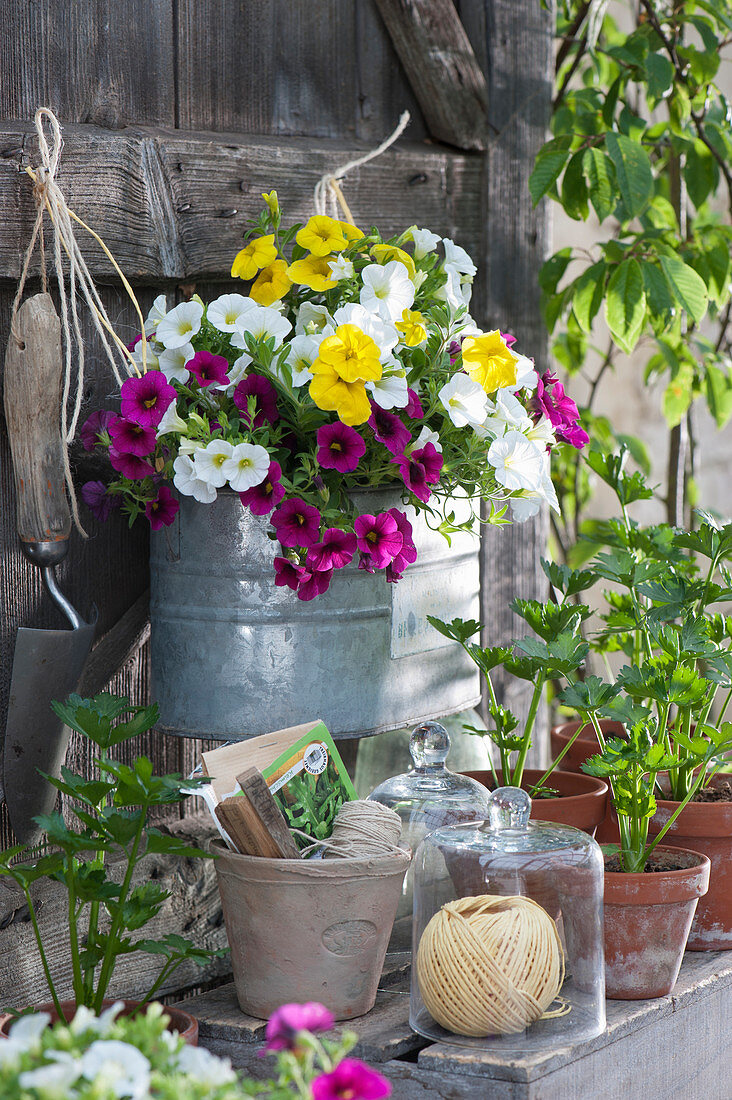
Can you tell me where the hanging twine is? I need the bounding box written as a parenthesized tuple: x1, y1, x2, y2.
(313, 110, 411, 223)
(295, 799, 404, 860)
(10, 108, 147, 535)
(416, 894, 568, 1037)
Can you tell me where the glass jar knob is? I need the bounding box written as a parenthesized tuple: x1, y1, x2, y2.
(410, 721, 450, 771)
(488, 786, 532, 830)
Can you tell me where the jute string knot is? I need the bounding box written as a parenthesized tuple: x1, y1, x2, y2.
(313, 110, 411, 223)
(416, 894, 568, 1037)
(296, 800, 404, 860)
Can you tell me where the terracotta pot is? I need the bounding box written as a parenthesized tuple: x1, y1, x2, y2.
(648, 781, 732, 950)
(603, 846, 710, 999)
(460, 768, 608, 836)
(0, 999, 198, 1045)
(212, 839, 411, 1021)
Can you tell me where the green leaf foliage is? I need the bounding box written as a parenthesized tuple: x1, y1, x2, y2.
(604, 132, 653, 218)
(605, 258, 646, 353)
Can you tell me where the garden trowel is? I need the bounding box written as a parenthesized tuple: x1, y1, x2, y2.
(3, 294, 95, 845)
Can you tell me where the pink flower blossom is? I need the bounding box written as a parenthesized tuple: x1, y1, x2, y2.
(120, 371, 176, 428)
(264, 1003, 335, 1052)
(80, 410, 118, 451)
(532, 371, 589, 449)
(385, 508, 417, 582)
(239, 461, 285, 516)
(311, 1058, 391, 1100)
(188, 349, 231, 388)
(368, 406, 411, 456)
(81, 480, 119, 522)
(391, 442, 443, 503)
(109, 447, 156, 480)
(448, 339, 462, 364)
(145, 485, 179, 531)
(274, 557, 308, 592)
(297, 567, 333, 601)
(272, 497, 322, 548)
(405, 389, 424, 419)
(233, 373, 279, 427)
(307, 528, 357, 572)
(501, 331, 517, 347)
(354, 512, 403, 570)
(109, 418, 157, 457)
(316, 422, 366, 473)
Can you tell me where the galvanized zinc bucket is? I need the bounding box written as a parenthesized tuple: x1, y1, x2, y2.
(150, 489, 480, 740)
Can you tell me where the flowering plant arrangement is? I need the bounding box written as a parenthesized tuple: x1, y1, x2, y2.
(80, 194, 586, 600)
(0, 1000, 391, 1100)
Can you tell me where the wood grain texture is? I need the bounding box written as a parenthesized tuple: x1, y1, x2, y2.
(234, 768, 300, 859)
(0, 0, 174, 127)
(373, 0, 490, 150)
(175, 0, 427, 144)
(0, 126, 483, 281)
(0, 814, 230, 1007)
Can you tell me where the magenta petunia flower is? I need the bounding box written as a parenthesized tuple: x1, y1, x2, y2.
(80, 410, 118, 451)
(311, 1058, 391, 1100)
(316, 422, 366, 473)
(108, 446, 156, 481)
(391, 442, 443, 504)
(81, 480, 120, 522)
(120, 371, 176, 428)
(187, 349, 231, 388)
(297, 567, 334, 601)
(145, 485, 179, 531)
(447, 339, 462, 365)
(368, 405, 411, 456)
(265, 1002, 335, 1052)
(239, 461, 285, 516)
(307, 528, 357, 572)
(233, 373, 280, 428)
(358, 553, 376, 573)
(272, 497, 322, 548)
(385, 508, 417, 582)
(126, 333, 143, 351)
(405, 388, 424, 419)
(109, 417, 157, 457)
(354, 512, 403, 570)
(532, 371, 589, 450)
(274, 556, 308, 593)
(501, 331, 517, 347)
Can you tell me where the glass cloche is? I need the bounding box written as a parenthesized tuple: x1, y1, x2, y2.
(369, 722, 492, 953)
(411, 786, 605, 1051)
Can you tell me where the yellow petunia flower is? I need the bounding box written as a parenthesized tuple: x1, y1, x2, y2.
(262, 190, 279, 216)
(286, 254, 338, 292)
(309, 368, 372, 426)
(339, 221, 366, 244)
(461, 330, 518, 393)
(296, 216, 347, 257)
(314, 324, 382, 384)
(231, 235, 278, 281)
(371, 243, 416, 279)
(250, 260, 292, 306)
(395, 308, 428, 347)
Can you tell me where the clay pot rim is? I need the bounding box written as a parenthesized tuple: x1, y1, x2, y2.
(460, 767, 608, 803)
(210, 837, 412, 871)
(650, 792, 732, 837)
(0, 999, 198, 1045)
(603, 845, 711, 904)
(550, 719, 624, 743)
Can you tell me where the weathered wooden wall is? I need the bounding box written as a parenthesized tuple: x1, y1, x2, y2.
(0, 0, 554, 1000)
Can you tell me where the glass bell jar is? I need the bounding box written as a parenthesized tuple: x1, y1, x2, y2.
(411, 785, 605, 1051)
(368, 721, 492, 953)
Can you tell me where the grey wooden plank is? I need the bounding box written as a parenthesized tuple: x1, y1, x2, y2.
(381, 1062, 521, 1099)
(0, 125, 483, 282)
(175, 0, 427, 143)
(0, 0, 174, 127)
(373, 0, 489, 151)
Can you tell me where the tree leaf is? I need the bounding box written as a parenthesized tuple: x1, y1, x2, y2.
(604, 132, 653, 218)
(572, 261, 606, 332)
(684, 140, 717, 209)
(529, 144, 572, 207)
(659, 255, 709, 324)
(662, 359, 695, 426)
(644, 53, 675, 101)
(605, 258, 646, 353)
(561, 151, 590, 220)
(582, 148, 616, 221)
(641, 262, 676, 331)
(705, 364, 732, 429)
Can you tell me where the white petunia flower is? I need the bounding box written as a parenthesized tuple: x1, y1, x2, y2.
(8, 1013, 51, 1047)
(525, 415, 556, 449)
(360, 261, 415, 322)
(414, 425, 443, 453)
(437, 266, 472, 313)
(144, 294, 168, 331)
(156, 300, 204, 349)
(129, 340, 159, 373)
(333, 303, 398, 362)
(487, 430, 546, 493)
(442, 238, 477, 277)
(328, 255, 355, 281)
(295, 302, 334, 335)
(80, 1040, 151, 1100)
(194, 440, 235, 488)
(159, 342, 195, 383)
(220, 443, 270, 491)
(156, 402, 188, 438)
(231, 305, 292, 349)
(503, 353, 538, 393)
(284, 335, 321, 387)
(207, 293, 257, 334)
(367, 369, 409, 410)
(173, 454, 217, 503)
(409, 226, 441, 260)
(510, 454, 559, 520)
(438, 373, 488, 429)
(173, 1044, 237, 1086)
(228, 352, 253, 389)
(19, 1060, 81, 1092)
(479, 390, 533, 438)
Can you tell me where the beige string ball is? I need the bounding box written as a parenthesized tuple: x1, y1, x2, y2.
(416, 894, 565, 1037)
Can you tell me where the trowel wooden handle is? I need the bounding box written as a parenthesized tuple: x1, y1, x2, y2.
(3, 293, 71, 545)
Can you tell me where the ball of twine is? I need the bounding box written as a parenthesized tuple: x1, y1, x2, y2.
(322, 800, 403, 859)
(416, 894, 565, 1037)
